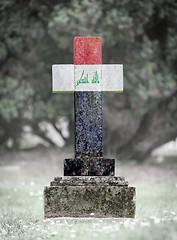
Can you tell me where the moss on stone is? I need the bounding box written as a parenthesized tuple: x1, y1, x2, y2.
(44, 177, 136, 218)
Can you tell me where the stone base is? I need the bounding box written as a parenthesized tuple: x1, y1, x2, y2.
(44, 176, 136, 218)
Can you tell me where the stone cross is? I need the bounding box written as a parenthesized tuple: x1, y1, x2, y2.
(52, 37, 123, 176)
(44, 37, 135, 218)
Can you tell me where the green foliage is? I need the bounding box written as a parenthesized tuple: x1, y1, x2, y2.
(0, 0, 176, 148)
(48, 0, 177, 114)
(0, 77, 34, 121)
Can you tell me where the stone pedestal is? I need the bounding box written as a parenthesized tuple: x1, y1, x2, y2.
(44, 176, 136, 218)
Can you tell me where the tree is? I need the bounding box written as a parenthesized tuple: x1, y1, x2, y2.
(0, 0, 176, 161)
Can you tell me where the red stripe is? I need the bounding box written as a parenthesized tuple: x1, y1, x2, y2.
(74, 37, 102, 65)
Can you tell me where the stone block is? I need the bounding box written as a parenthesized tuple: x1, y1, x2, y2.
(64, 158, 115, 176)
(44, 176, 136, 218)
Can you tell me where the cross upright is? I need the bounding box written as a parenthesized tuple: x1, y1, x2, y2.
(53, 37, 123, 176)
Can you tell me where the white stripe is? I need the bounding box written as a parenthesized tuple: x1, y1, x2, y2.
(102, 65, 123, 92)
(52, 64, 123, 92)
(52, 65, 74, 92)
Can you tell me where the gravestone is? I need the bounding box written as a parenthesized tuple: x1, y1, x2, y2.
(44, 37, 136, 218)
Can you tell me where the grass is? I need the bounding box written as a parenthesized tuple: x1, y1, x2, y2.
(0, 177, 177, 240)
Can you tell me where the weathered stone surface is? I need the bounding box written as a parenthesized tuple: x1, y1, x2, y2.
(44, 177, 136, 218)
(64, 158, 114, 176)
(74, 37, 102, 65)
(51, 176, 128, 186)
(75, 91, 103, 159)
(74, 37, 103, 160)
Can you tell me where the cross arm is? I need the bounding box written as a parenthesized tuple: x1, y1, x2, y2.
(52, 64, 123, 93)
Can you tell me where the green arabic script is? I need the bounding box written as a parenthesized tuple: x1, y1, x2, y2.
(92, 71, 99, 83)
(76, 70, 100, 86)
(76, 70, 89, 86)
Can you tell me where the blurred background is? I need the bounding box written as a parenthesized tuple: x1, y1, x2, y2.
(0, 0, 177, 169)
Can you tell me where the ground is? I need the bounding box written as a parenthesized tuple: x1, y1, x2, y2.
(0, 147, 177, 240)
